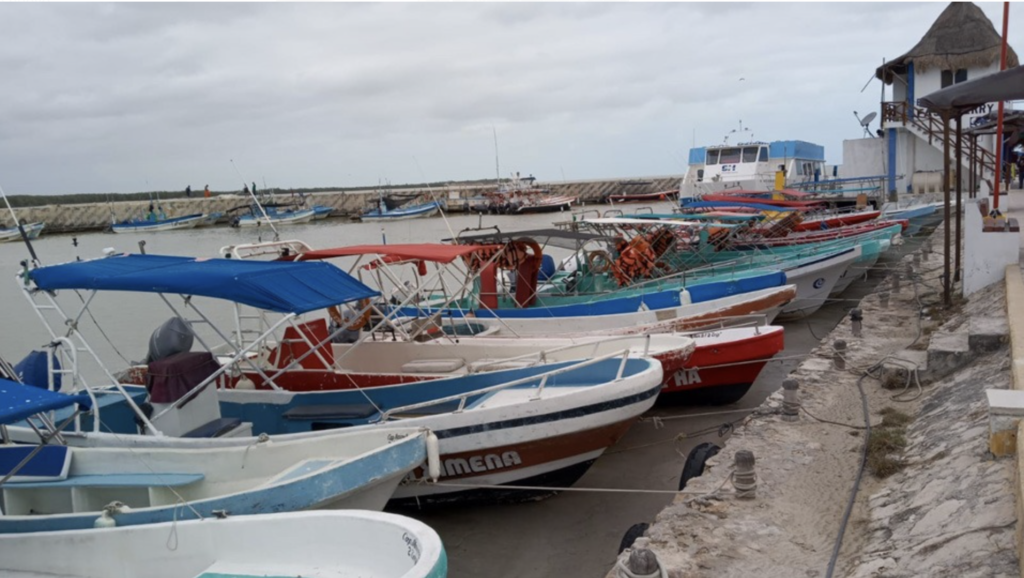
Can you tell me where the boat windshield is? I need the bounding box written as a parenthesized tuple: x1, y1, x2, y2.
(718, 148, 741, 164)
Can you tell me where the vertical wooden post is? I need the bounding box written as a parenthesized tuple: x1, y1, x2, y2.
(955, 115, 963, 283)
(943, 111, 952, 307)
(969, 136, 977, 199)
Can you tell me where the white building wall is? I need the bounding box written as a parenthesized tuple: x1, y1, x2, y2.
(839, 138, 886, 180)
(914, 61, 1002, 101)
(963, 199, 1018, 296)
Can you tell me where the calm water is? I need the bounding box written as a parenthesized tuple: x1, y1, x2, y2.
(0, 202, 925, 577)
(0, 201, 678, 378)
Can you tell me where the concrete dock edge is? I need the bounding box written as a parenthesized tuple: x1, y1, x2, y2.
(1006, 263, 1024, 575)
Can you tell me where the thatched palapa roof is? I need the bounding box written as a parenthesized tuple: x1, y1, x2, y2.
(876, 2, 1018, 84)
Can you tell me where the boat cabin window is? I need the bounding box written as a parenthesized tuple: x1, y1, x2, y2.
(759, 147, 768, 162)
(706, 150, 720, 165)
(742, 147, 758, 163)
(718, 148, 741, 164)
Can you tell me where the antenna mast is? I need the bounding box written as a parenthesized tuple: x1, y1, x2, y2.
(492, 127, 501, 189)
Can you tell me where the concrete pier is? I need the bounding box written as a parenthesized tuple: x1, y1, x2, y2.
(1, 176, 682, 234)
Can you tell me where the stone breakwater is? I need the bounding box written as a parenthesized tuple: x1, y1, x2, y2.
(608, 226, 1019, 577)
(2, 176, 682, 234)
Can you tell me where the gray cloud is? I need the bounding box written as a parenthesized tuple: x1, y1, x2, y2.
(0, 2, 1019, 195)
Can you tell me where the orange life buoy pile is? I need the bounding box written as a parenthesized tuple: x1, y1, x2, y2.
(611, 236, 657, 287)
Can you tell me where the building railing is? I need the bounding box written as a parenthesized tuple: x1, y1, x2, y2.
(880, 101, 996, 187)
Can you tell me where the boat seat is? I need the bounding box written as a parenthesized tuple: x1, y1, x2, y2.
(4, 473, 204, 489)
(400, 358, 465, 374)
(0, 445, 72, 482)
(282, 404, 380, 421)
(182, 417, 243, 438)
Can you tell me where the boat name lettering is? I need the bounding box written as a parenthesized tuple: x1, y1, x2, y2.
(721, 164, 738, 173)
(402, 532, 421, 563)
(387, 432, 410, 443)
(673, 369, 702, 387)
(689, 331, 721, 339)
(442, 451, 523, 477)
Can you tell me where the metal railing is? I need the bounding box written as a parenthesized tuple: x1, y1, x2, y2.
(378, 347, 641, 421)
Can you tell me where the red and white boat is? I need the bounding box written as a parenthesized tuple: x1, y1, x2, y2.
(663, 325, 785, 405)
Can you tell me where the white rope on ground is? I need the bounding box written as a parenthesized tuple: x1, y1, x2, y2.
(427, 481, 735, 496)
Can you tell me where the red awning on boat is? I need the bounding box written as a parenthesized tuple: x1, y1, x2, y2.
(289, 244, 504, 264)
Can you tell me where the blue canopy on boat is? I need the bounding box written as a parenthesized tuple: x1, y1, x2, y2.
(681, 201, 799, 212)
(29, 254, 379, 314)
(0, 378, 92, 426)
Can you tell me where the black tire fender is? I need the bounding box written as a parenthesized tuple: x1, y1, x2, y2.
(679, 442, 721, 491)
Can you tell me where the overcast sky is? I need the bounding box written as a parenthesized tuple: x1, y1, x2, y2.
(0, 2, 1020, 196)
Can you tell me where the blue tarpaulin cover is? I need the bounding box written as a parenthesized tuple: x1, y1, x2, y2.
(0, 377, 91, 425)
(29, 254, 380, 314)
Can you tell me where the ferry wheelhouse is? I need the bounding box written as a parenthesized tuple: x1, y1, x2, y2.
(680, 140, 827, 199)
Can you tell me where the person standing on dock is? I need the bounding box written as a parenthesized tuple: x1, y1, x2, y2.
(204, 184, 210, 198)
(185, 185, 191, 198)
(252, 182, 258, 196)
(1017, 156, 1024, 190)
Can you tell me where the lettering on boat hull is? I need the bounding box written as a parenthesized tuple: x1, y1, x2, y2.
(441, 451, 523, 477)
(672, 368, 702, 387)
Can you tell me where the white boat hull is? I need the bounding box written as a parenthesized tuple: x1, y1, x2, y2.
(217, 358, 665, 504)
(111, 215, 204, 233)
(776, 246, 861, 320)
(0, 223, 44, 242)
(433, 285, 796, 338)
(236, 209, 316, 227)
(0, 511, 448, 578)
(0, 428, 427, 533)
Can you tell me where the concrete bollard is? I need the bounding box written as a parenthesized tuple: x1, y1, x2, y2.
(833, 339, 847, 370)
(986, 390, 1024, 458)
(850, 308, 863, 338)
(618, 549, 663, 578)
(905, 262, 914, 281)
(879, 291, 890, 309)
(782, 379, 800, 421)
(732, 450, 757, 499)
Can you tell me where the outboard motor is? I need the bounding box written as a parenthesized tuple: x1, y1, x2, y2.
(145, 317, 194, 364)
(14, 350, 61, 391)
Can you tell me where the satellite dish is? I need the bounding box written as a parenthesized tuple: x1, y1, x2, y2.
(853, 111, 879, 137)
